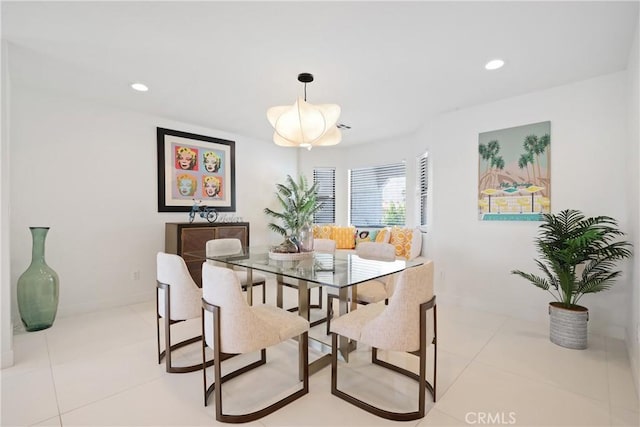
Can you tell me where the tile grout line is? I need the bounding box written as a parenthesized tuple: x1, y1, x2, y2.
(604, 336, 640, 417)
(435, 315, 613, 426)
(44, 331, 64, 427)
(55, 374, 168, 420)
(125, 301, 156, 324)
(605, 336, 613, 427)
(460, 313, 509, 363)
(43, 308, 169, 423)
(425, 317, 509, 424)
(470, 326, 614, 410)
(429, 315, 511, 423)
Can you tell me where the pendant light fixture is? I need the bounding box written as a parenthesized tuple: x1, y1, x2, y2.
(267, 73, 341, 150)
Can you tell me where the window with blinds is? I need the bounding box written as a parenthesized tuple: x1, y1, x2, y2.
(350, 163, 406, 227)
(313, 168, 335, 224)
(419, 153, 429, 227)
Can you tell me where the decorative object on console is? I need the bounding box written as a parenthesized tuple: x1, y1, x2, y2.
(478, 121, 550, 221)
(264, 175, 322, 253)
(267, 73, 341, 150)
(157, 127, 235, 213)
(511, 209, 632, 349)
(188, 199, 218, 223)
(17, 227, 60, 331)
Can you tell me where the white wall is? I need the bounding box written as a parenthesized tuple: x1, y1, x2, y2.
(7, 84, 296, 326)
(302, 71, 634, 339)
(1, 41, 14, 367)
(625, 25, 639, 394)
(425, 72, 632, 337)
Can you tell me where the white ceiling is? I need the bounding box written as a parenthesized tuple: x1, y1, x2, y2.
(2, 1, 638, 146)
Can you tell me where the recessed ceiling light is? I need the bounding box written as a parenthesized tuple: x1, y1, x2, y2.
(131, 82, 149, 92)
(485, 59, 505, 70)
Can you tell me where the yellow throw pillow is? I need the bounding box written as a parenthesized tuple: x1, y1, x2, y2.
(405, 228, 423, 260)
(331, 226, 356, 249)
(313, 224, 333, 239)
(388, 227, 423, 259)
(389, 226, 410, 258)
(374, 228, 390, 243)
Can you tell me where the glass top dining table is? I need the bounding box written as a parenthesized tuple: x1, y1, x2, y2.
(193, 245, 423, 373)
(200, 245, 421, 287)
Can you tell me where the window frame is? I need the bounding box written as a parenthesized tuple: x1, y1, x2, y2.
(349, 162, 407, 228)
(418, 152, 429, 230)
(313, 167, 336, 224)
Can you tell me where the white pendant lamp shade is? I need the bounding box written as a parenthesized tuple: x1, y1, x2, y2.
(267, 73, 342, 149)
(268, 98, 341, 147)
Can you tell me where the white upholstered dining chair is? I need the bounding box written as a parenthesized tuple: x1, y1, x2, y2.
(156, 252, 213, 373)
(201, 263, 310, 423)
(206, 238, 267, 304)
(313, 238, 337, 253)
(330, 261, 437, 421)
(326, 241, 397, 334)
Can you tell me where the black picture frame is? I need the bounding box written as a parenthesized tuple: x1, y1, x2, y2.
(157, 127, 236, 212)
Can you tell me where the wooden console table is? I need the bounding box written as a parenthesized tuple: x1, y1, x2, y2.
(165, 222, 250, 286)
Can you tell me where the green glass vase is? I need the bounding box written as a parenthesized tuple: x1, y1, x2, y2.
(17, 227, 59, 331)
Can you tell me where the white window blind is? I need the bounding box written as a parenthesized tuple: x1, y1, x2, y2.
(419, 153, 429, 227)
(350, 163, 406, 227)
(313, 168, 335, 224)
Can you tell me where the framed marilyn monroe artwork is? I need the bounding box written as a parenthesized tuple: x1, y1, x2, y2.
(157, 127, 236, 212)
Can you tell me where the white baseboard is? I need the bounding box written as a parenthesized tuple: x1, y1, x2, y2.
(55, 290, 154, 320)
(11, 290, 155, 327)
(437, 291, 628, 339)
(626, 327, 640, 403)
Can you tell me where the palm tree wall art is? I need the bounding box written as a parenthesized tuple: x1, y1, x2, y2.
(478, 121, 551, 221)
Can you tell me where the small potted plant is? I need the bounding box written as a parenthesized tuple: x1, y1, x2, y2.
(511, 209, 632, 349)
(264, 175, 322, 254)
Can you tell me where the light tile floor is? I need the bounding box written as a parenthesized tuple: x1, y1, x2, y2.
(2, 281, 638, 427)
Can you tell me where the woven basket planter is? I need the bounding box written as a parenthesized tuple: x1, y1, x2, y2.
(549, 302, 589, 350)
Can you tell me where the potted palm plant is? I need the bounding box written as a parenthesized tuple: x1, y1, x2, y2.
(511, 209, 632, 349)
(264, 175, 322, 254)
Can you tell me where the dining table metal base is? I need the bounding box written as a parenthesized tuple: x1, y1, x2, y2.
(276, 276, 357, 366)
